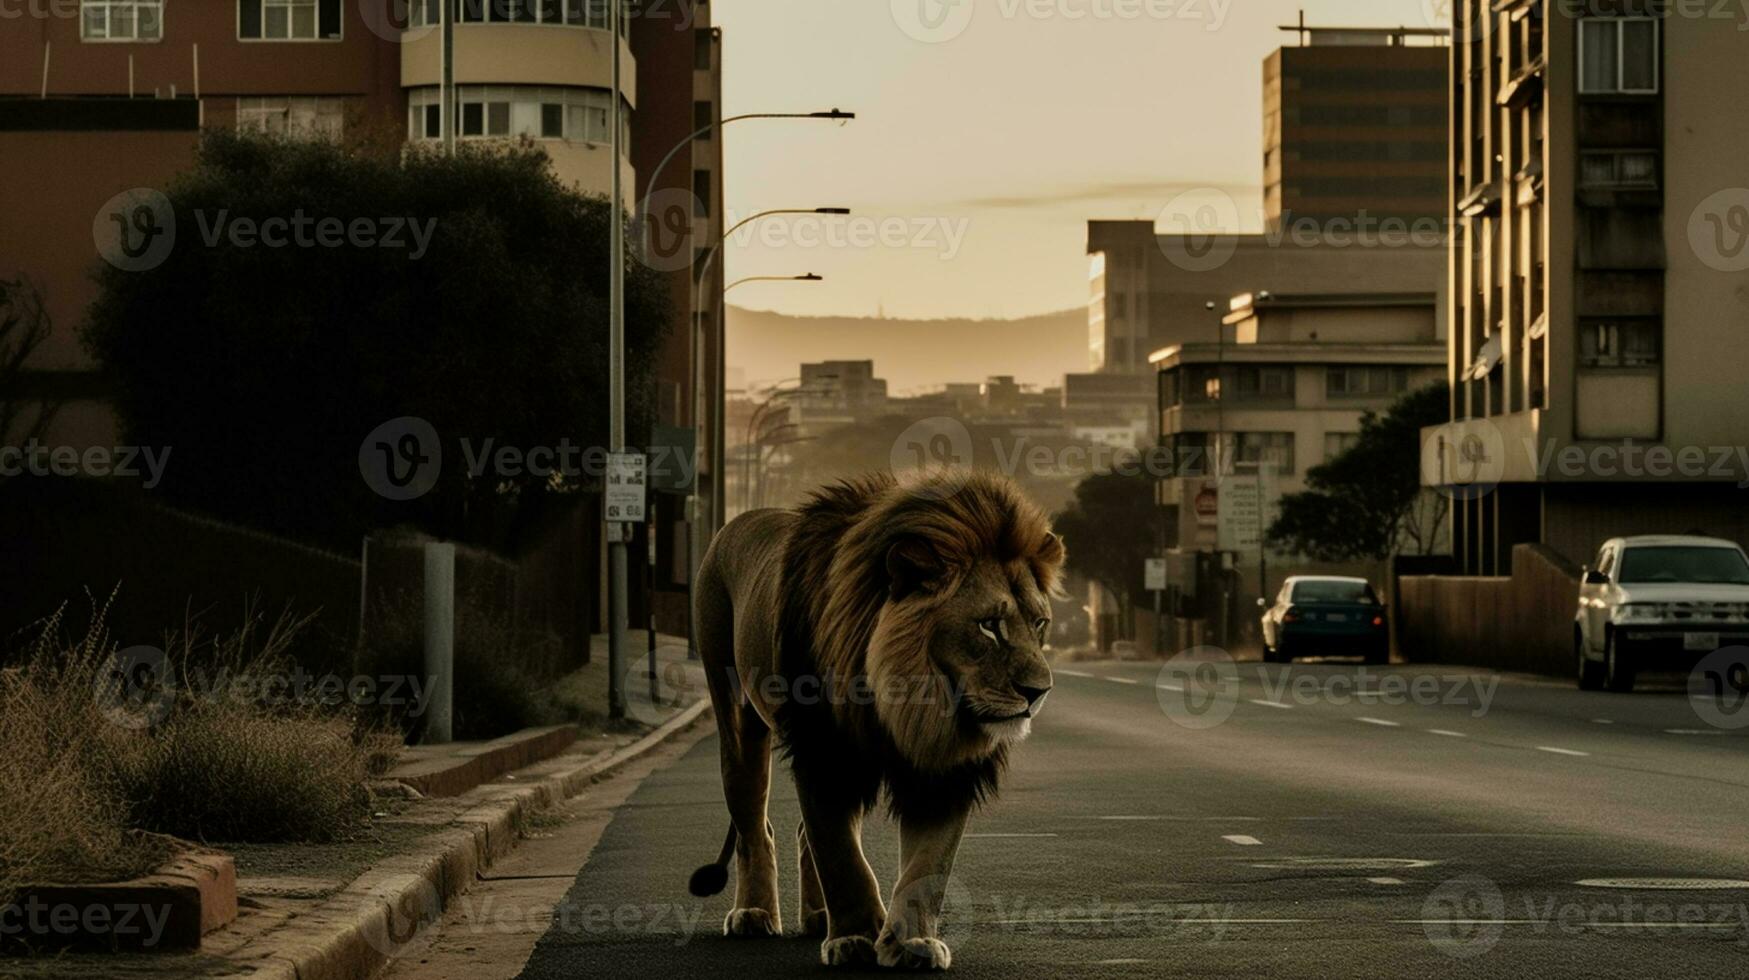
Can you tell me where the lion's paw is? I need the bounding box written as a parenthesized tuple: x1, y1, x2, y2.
(801, 908, 829, 937)
(722, 907, 781, 938)
(876, 933, 952, 970)
(820, 934, 878, 967)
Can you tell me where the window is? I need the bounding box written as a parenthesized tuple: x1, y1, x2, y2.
(1215, 432, 1294, 475)
(1579, 18, 1658, 94)
(236, 96, 345, 139)
(408, 86, 621, 144)
(1579, 319, 1660, 368)
(695, 27, 714, 69)
(1232, 366, 1294, 401)
(694, 100, 714, 133)
(82, 1, 162, 41)
(1323, 432, 1360, 461)
(693, 169, 712, 218)
(1326, 365, 1410, 397)
(1619, 547, 1749, 585)
(238, 0, 339, 40)
(435, 0, 621, 30)
(1580, 150, 1658, 189)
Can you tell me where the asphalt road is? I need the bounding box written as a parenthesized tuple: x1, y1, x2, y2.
(515, 657, 1749, 978)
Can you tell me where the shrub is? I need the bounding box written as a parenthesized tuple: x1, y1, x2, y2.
(0, 597, 403, 896)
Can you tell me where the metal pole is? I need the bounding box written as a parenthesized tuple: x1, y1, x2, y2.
(440, 0, 454, 157)
(605, 0, 629, 721)
(422, 541, 455, 744)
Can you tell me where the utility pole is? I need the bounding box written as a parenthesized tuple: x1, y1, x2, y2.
(605, 0, 628, 720)
(440, 0, 453, 157)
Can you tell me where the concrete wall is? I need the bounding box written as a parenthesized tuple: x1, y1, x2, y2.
(1397, 543, 1579, 674)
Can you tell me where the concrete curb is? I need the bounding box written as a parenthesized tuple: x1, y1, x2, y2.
(230, 699, 712, 980)
(388, 724, 580, 798)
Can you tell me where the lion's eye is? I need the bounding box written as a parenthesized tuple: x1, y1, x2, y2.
(977, 618, 1002, 643)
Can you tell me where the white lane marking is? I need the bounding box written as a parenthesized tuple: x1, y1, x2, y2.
(1056, 669, 1094, 678)
(1591, 718, 1614, 724)
(1105, 676, 1140, 685)
(1093, 960, 1149, 966)
(1248, 698, 1293, 709)
(1367, 877, 1404, 886)
(1400, 919, 1742, 930)
(1156, 682, 1184, 692)
(1356, 717, 1400, 727)
(991, 917, 1317, 926)
(1093, 815, 1262, 822)
(1536, 746, 1590, 757)
(1664, 729, 1727, 736)
(1427, 729, 1466, 737)
(964, 832, 1058, 838)
(1221, 834, 1263, 846)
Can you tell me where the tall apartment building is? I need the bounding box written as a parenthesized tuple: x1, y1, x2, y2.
(1087, 25, 1449, 376)
(1264, 25, 1449, 228)
(1424, 1, 1749, 574)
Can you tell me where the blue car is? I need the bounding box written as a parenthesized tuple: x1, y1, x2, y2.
(1259, 575, 1389, 665)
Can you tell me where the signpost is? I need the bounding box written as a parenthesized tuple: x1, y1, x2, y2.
(1217, 475, 1262, 552)
(1145, 557, 1168, 654)
(605, 451, 647, 523)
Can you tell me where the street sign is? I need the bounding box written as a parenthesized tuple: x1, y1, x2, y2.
(605, 451, 647, 523)
(1217, 476, 1262, 552)
(1145, 557, 1168, 592)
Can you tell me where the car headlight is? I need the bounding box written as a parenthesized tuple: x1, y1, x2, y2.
(1611, 603, 1663, 624)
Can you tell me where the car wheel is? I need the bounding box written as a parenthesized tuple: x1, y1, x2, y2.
(1576, 629, 1605, 691)
(1604, 631, 1636, 693)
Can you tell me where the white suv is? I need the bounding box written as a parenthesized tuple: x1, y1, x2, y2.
(1574, 535, 1749, 692)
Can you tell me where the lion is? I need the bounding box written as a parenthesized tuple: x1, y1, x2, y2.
(686, 469, 1064, 969)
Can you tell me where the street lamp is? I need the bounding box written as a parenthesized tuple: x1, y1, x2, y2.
(691, 209, 847, 567)
(636, 111, 855, 232)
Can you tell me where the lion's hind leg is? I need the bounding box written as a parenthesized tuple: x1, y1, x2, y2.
(797, 821, 828, 937)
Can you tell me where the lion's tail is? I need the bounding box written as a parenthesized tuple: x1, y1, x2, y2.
(688, 823, 737, 897)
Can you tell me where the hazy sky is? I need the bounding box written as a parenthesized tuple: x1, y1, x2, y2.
(711, 0, 1444, 320)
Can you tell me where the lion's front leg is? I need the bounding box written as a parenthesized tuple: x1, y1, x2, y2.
(877, 807, 969, 970)
(797, 786, 886, 966)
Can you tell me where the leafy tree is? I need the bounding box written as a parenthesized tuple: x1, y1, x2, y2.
(1, 276, 58, 456)
(82, 131, 670, 551)
(1266, 382, 1450, 561)
(1053, 467, 1166, 634)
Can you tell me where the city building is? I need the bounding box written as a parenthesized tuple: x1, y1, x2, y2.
(792, 360, 889, 434)
(1265, 23, 1450, 229)
(1151, 289, 1447, 644)
(1422, 1, 1749, 574)
(1085, 25, 1450, 377)
(1086, 221, 1446, 374)
(0, 0, 724, 635)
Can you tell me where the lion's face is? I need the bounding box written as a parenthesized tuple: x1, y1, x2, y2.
(927, 560, 1054, 745)
(867, 538, 1059, 771)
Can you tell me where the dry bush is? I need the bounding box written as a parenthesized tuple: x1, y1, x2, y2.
(0, 595, 404, 896)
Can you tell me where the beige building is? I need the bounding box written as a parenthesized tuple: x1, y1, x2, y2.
(1149, 290, 1446, 645)
(1422, 1, 1749, 574)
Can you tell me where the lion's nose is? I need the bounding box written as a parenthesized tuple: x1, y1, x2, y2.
(1013, 682, 1051, 713)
